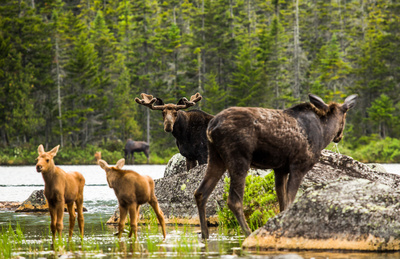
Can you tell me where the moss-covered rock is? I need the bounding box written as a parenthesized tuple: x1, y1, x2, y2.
(243, 151, 400, 252)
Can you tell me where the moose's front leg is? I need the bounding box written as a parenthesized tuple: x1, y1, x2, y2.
(286, 167, 308, 208)
(274, 168, 289, 212)
(186, 158, 197, 171)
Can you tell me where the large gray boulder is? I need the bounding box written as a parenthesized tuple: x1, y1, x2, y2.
(243, 151, 400, 251)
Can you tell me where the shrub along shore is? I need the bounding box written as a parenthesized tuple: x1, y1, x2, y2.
(1, 136, 400, 165)
(0, 143, 178, 165)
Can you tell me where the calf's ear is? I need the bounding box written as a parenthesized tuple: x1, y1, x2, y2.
(48, 145, 60, 157)
(38, 144, 45, 155)
(98, 159, 109, 170)
(342, 94, 358, 111)
(309, 94, 329, 111)
(116, 158, 125, 169)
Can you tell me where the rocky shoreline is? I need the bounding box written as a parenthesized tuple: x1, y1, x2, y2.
(0, 201, 21, 210)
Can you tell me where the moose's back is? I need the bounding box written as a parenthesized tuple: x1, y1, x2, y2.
(207, 106, 324, 170)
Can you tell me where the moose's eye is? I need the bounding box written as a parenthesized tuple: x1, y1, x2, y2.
(46, 159, 49, 163)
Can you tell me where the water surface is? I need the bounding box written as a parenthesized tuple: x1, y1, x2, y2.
(1, 164, 400, 258)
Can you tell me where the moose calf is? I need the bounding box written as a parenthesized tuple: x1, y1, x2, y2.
(36, 144, 85, 240)
(97, 158, 166, 239)
(194, 94, 358, 239)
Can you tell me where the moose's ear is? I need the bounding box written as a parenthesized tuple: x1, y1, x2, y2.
(154, 98, 164, 106)
(116, 158, 125, 169)
(48, 145, 60, 157)
(38, 144, 45, 155)
(98, 159, 109, 170)
(342, 94, 358, 111)
(177, 98, 187, 106)
(309, 94, 329, 111)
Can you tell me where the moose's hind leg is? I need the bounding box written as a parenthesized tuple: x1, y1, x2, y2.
(194, 145, 226, 239)
(226, 159, 252, 237)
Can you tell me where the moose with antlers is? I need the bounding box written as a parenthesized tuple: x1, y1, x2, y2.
(194, 94, 358, 239)
(135, 93, 213, 171)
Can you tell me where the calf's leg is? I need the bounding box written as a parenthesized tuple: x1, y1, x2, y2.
(55, 203, 65, 238)
(194, 145, 226, 239)
(67, 202, 76, 240)
(118, 206, 128, 238)
(49, 205, 57, 240)
(128, 204, 138, 239)
(148, 197, 166, 239)
(76, 197, 85, 237)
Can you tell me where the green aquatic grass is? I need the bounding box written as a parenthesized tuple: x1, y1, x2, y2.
(0, 217, 242, 258)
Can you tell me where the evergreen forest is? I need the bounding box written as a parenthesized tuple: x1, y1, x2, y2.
(1, 0, 400, 164)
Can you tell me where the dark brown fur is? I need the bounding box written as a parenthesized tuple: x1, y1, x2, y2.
(124, 139, 150, 164)
(97, 158, 166, 239)
(36, 145, 85, 241)
(136, 93, 213, 170)
(194, 94, 357, 239)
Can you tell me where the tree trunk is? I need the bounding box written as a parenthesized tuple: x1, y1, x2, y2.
(293, 0, 300, 99)
(55, 38, 64, 147)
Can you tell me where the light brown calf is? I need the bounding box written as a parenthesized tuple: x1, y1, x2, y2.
(36, 145, 85, 240)
(97, 158, 166, 239)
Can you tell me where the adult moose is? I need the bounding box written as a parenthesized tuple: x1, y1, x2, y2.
(36, 145, 85, 241)
(135, 93, 213, 170)
(194, 94, 358, 239)
(124, 139, 150, 164)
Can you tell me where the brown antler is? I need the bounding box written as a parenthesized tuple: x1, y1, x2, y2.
(176, 92, 202, 109)
(135, 93, 164, 110)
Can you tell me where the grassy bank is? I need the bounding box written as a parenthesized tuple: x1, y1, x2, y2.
(0, 143, 178, 165)
(327, 135, 400, 164)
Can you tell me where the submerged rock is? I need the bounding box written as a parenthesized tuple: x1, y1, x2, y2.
(243, 151, 400, 252)
(15, 189, 87, 212)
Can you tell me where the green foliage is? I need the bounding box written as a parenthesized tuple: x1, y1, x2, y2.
(1, 0, 400, 160)
(218, 172, 279, 232)
(0, 143, 173, 165)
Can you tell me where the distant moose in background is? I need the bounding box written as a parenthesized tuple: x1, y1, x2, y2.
(135, 93, 213, 171)
(194, 94, 358, 239)
(124, 139, 150, 164)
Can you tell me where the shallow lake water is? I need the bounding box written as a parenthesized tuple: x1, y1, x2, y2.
(1, 164, 400, 258)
